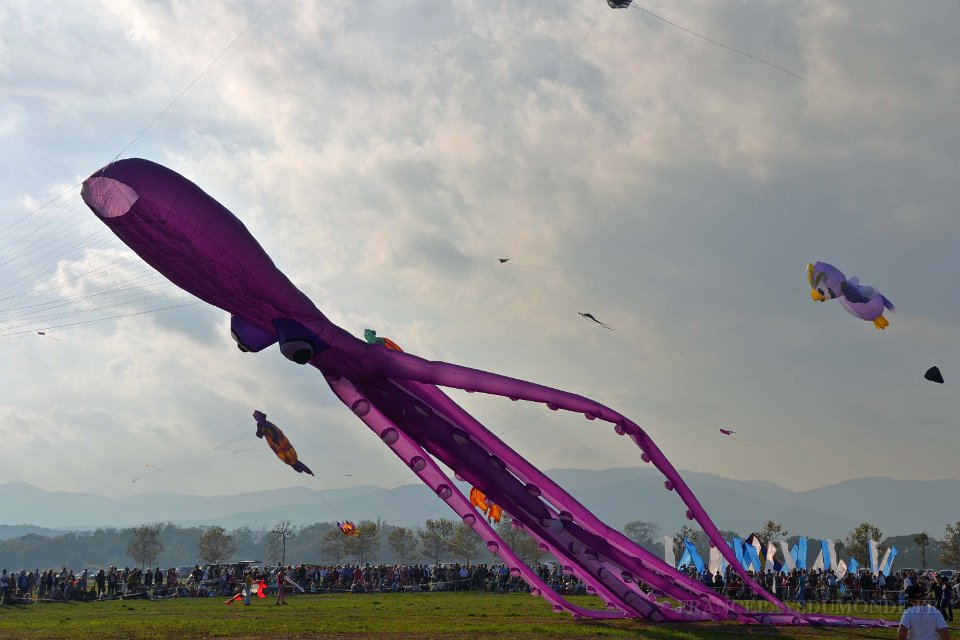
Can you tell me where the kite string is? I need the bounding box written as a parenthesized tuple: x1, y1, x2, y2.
(631, 4, 804, 81)
(108, 0, 280, 164)
(1, 0, 280, 241)
(0, 0, 280, 340)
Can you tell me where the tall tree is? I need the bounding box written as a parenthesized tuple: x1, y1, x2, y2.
(913, 532, 931, 570)
(344, 521, 380, 565)
(418, 518, 455, 565)
(845, 522, 882, 564)
(196, 526, 236, 565)
(319, 528, 345, 564)
(387, 526, 417, 565)
(268, 521, 296, 566)
(623, 521, 659, 550)
(448, 524, 481, 565)
(230, 525, 256, 547)
(940, 522, 960, 568)
(756, 521, 789, 549)
(127, 524, 164, 571)
(673, 525, 699, 562)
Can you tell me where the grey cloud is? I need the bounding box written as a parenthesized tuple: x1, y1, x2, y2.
(0, 1, 957, 501)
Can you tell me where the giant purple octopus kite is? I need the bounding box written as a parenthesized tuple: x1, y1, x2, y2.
(81, 159, 891, 627)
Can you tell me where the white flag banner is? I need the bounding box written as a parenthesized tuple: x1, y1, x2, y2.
(778, 540, 796, 571)
(836, 559, 848, 579)
(811, 550, 824, 572)
(708, 545, 722, 574)
(868, 540, 879, 576)
(827, 539, 838, 572)
(878, 548, 892, 577)
(765, 542, 777, 571)
(664, 536, 676, 567)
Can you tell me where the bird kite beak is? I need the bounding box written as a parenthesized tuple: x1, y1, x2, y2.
(811, 289, 825, 302)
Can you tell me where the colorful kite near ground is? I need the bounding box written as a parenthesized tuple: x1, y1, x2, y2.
(224, 579, 267, 604)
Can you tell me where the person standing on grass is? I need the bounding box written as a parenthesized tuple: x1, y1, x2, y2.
(936, 577, 953, 623)
(275, 567, 287, 605)
(899, 584, 949, 640)
(0, 569, 9, 604)
(243, 571, 254, 606)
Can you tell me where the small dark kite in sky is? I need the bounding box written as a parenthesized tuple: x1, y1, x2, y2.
(579, 312, 614, 330)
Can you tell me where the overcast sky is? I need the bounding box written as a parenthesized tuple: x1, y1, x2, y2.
(1, 1, 957, 508)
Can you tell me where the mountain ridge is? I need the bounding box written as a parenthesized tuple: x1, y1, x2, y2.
(2, 469, 957, 539)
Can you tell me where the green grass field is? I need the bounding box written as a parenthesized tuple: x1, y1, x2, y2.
(0, 592, 906, 639)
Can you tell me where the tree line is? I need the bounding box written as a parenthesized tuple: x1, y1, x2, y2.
(0, 515, 545, 571)
(3, 517, 957, 572)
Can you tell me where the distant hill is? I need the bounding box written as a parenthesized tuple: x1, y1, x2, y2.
(1, 470, 957, 540)
(0, 524, 70, 541)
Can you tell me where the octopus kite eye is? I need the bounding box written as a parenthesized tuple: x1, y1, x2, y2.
(280, 339, 315, 364)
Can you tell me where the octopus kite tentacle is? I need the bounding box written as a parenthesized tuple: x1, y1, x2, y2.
(80, 159, 893, 629)
(392, 378, 745, 619)
(324, 373, 647, 620)
(362, 353, 789, 613)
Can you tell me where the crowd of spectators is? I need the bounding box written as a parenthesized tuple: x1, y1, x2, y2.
(2, 561, 957, 621)
(678, 564, 958, 617)
(0, 565, 201, 603)
(0, 562, 572, 604)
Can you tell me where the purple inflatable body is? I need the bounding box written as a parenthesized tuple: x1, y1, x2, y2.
(81, 159, 891, 627)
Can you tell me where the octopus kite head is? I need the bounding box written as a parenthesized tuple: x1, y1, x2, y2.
(81, 176, 140, 219)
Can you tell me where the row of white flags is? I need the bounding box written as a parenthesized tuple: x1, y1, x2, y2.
(663, 535, 897, 579)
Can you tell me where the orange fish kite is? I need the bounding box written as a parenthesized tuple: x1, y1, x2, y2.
(338, 520, 359, 536)
(469, 487, 503, 523)
(253, 410, 313, 475)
